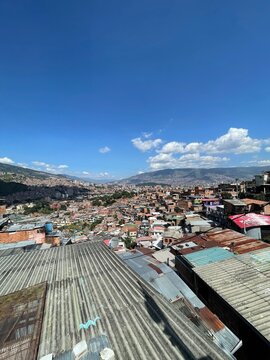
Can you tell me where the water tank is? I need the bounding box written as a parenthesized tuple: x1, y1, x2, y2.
(109, 237, 119, 249)
(45, 222, 53, 234)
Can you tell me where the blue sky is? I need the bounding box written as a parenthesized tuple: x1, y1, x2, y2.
(1, 0, 270, 179)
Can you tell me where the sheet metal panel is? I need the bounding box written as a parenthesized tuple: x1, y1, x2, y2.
(194, 247, 270, 342)
(121, 250, 241, 355)
(229, 213, 270, 229)
(0, 242, 231, 360)
(183, 247, 235, 267)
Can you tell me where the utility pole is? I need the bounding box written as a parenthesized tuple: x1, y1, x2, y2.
(235, 178, 239, 198)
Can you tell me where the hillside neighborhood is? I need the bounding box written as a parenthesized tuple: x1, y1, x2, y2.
(0, 168, 270, 359)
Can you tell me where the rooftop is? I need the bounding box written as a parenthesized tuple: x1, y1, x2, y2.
(0, 241, 230, 360)
(183, 247, 235, 268)
(119, 250, 241, 355)
(229, 213, 270, 229)
(194, 247, 270, 344)
(242, 198, 268, 206)
(171, 229, 270, 255)
(3, 222, 46, 232)
(0, 283, 47, 360)
(223, 199, 246, 206)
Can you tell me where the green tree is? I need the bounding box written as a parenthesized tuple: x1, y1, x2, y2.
(123, 236, 136, 249)
(60, 204, 67, 211)
(221, 192, 233, 200)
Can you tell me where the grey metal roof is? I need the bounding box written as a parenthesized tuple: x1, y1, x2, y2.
(55, 335, 111, 360)
(223, 199, 246, 206)
(0, 241, 231, 360)
(0, 218, 8, 227)
(194, 247, 270, 343)
(152, 248, 175, 267)
(119, 250, 241, 356)
(0, 240, 36, 250)
(5, 222, 46, 232)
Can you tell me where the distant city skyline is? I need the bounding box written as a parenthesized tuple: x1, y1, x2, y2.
(1, 1, 270, 179)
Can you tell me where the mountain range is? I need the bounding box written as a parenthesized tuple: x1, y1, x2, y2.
(0, 163, 111, 184)
(1, 163, 269, 186)
(120, 166, 270, 186)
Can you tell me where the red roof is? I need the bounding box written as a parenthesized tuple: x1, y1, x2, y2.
(136, 236, 152, 242)
(229, 213, 270, 229)
(103, 239, 110, 246)
(201, 198, 220, 202)
(152, 226, 165, 230)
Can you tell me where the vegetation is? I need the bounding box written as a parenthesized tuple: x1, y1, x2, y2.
(122, 236, 137, 249)
(91, 190, 135, 207)
(0, 163, 50, 179)
(0, 179, 28, 196)
(221, 192, 233, 200)
(90, 218, 102, 231)
(23, 201, 54, 215)
(60, 204, 67, 211)
(238, 192, 266, 201)
(61, 218, 102, 233)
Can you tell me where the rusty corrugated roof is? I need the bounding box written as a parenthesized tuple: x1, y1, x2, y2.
(171, 229, 270, 255)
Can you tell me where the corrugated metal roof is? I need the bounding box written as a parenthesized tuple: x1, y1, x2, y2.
(119, 250, 241, 356)
(172, 229, 270, 255)
(5, 222, 46, 232)
(55, 335, 111, 360)
(206, 229, 270, 254)
(194, 247, 270, 343)
(229, 213, 270, 229)
(0, 218, 8, 227)
(152, 248, 175, 268)
(0, 240, 36, 249)
(183, 247, 235, 267)
(223, 199, 246, 206)
(0, 241, 230, 360)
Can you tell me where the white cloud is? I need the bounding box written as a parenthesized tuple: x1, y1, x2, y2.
(32, 161, 48, 167)
(184, 142, 203, 153)
(99, 146, 111, 154)
(17, 162, 28, 168)
(142, 132, 152, 138)
(160, 141, 186, 154)
(248, 159, 270, 166)
(158, 128, 265, 156)
(32, 161, 69, 173)
(0, 157, 15, 164)
(203, 128, 261, 154)
(132, 137, 162, 152)
(99, 172, 109, 177)
(144, 128, 270, 170)
(256, 160, 270, 166)
(82, 171, 90, 175)
(148, 152, 229, 170)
